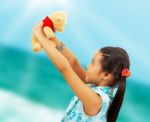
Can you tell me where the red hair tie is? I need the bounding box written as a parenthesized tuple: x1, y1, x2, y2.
(121, 68, 131, 78)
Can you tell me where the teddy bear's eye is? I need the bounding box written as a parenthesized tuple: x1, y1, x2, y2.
(56, 17, 62, 22)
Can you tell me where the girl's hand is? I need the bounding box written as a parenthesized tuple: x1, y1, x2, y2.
(32, 22, 46, 43)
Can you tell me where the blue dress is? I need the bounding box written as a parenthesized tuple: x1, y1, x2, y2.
(61, 84, 118, 122)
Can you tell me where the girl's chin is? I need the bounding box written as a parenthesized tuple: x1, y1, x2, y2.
(85, 76, 95, 84)
(85, 77, 92, 83)
(85, 77, 89, 83)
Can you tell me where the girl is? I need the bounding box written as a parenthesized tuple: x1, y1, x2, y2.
(33, 22, 131, 122)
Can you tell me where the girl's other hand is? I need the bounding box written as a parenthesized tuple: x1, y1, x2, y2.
(32, 22, 45, 43)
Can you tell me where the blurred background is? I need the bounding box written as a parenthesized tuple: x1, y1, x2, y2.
(0, 0, 150, 122)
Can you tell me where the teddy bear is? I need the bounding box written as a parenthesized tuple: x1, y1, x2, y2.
(32, 11, 67, 52)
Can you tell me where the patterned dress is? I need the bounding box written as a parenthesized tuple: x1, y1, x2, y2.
(61, 84, 118, 122)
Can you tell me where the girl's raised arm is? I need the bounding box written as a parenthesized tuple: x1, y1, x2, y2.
(33, 23, 102, 116)
(50, 37, 86, 82)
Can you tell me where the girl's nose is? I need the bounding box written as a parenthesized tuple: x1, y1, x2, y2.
(87, 63, 90, 70)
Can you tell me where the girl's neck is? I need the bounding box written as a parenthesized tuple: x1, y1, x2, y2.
(96, 79, 113, 87)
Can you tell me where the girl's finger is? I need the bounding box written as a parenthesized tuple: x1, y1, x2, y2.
(32, 29, 36, 36)
(40, 21, 43, 25)
(36, 22, 42, 27)
(35, 23, 42, 30)
(33, 23, 39, 28)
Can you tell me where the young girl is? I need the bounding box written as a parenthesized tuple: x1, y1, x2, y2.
(33, 23, 131, 122)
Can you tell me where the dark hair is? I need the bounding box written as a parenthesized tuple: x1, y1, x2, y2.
(99, 46, 130, 122)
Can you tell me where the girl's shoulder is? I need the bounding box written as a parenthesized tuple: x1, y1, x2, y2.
(87, 83, 118, 101)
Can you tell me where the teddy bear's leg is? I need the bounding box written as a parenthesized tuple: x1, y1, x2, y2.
(32, 34, 42, 52)
(43, 27, 55, 39)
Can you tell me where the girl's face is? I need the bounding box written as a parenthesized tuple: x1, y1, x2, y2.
(85, 51, 106, 85)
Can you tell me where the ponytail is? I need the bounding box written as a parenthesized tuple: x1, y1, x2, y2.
(107, 79, 126, 122)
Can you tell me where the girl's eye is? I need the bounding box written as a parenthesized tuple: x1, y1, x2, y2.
(91, 59, 94, 64)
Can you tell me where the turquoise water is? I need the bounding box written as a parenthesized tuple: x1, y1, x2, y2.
(0, 45, 74, 110)
(0, 45, 150, 122)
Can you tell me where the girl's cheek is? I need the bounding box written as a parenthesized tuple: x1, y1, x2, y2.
(85, 71, 89, 79)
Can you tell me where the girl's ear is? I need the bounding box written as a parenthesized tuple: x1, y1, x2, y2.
(103, 72, 113, 81)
